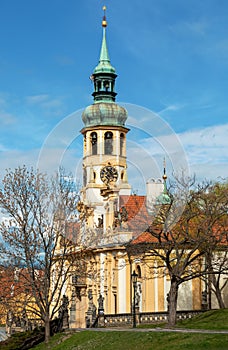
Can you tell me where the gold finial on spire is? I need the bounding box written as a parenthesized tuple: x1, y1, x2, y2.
(102, 5, 107, 27)
(163, 157, 167, 180)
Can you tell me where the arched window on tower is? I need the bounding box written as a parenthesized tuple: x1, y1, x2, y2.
(91, 132, 97, 155)
(83, 167, 87, 186)
(104, 80, 110, 91)
(120, 133, 125, 156)
(121, 171, 124, 181)
(97, 80, 101, 92)
(104, 131, 113, 155)
(83, 135, 87, 153)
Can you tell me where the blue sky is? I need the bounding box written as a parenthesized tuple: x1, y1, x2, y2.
(0, 0, 227, 193)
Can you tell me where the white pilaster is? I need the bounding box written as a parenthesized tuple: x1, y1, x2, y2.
(154, 261, 158, 311)
(100, 252, 106, 296)
(118, 258, 126, 313)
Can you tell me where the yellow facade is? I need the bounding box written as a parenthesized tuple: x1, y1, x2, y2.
(64, 244, 205, 328)
(61, 8, 207, 329)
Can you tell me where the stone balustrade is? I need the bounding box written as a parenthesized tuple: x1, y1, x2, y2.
(98, 309, 205, 328)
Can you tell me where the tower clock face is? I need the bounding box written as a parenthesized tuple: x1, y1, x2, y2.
(100, 166, 118, 184)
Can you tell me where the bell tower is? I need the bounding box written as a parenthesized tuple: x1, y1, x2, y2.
(80, 6, 131, 232)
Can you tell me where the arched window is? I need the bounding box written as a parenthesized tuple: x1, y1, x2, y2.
(104, 131, 113, 155)
(84, 135, 87, 151)
(91, 132, 97, 155)
(97, 80, 101, 92)
(136, 265, 141, 278)
(120, 133, 124, 156)
(83, 168, 87, 186)
(104, 80, 110, 91)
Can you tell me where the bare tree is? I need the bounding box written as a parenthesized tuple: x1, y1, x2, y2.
(195, 182, 228, 309)
(207, 250, 228, 309)
(126, 179, 228, 327)
(0, 166, 80, 342)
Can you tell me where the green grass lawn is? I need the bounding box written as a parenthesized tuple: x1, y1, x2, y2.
(1, 309, 228, 350)
(177, 308, 228, 330)
(33, 330, 228, 350)
(33, 309, 228, 350)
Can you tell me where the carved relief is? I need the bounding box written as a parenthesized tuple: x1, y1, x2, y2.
(77, 201, 94, 223)
(113, 206, 128, 228)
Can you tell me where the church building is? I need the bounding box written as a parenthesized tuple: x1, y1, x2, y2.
(65, 7, 204, 328)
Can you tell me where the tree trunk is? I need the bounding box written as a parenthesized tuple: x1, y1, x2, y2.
(209, 265, 226, 309)
(212, 278, 226, 309)
(214, 288, 226, 309)
(208, 274, 212, 310)
(167, 279, 178, 327)
(45, 315, 50, 343)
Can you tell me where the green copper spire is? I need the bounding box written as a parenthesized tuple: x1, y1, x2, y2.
(93, 6, 116, 75)
(100, 26, 110, 61)
(91, 6, 117, 103)
(155, 159, 171, 205)
(100, 26, 109, 59)
(81, 6, 128, 128)
(163, 158, 168, 194)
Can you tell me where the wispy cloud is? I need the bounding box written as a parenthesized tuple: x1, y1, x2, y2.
(0, 149, 39, 173)
(158, 103, 184, 115)
(0, 112, 16, 125)
(186, 19, 209, 35)
(137, 123, 227, 181)
(0, 143, 8, 152)
(169, 17, 210, 37)
(0, 95, 17, 125)
(0, 123, 226, 195)
(26, 94, 65, 117)
(0, 147, 82, 180)
(214, 39, 228, 60)
(0, 97, 7, 107)
(55, 55, 75, 66)
(26, 94, 50, 104)
(179, 124, 228, 164)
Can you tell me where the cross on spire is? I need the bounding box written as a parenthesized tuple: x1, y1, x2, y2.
(102, 5, 107, 27)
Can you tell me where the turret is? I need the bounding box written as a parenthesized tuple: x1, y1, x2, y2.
(82, 6, 128, 128)
(155, 159, 171, 206)
(80, 6, 131, 236)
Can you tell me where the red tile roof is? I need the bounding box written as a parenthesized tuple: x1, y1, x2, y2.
(131, 231, 157, 244)
(129, 221, 228, 247)
(119, 195, 151, 235)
